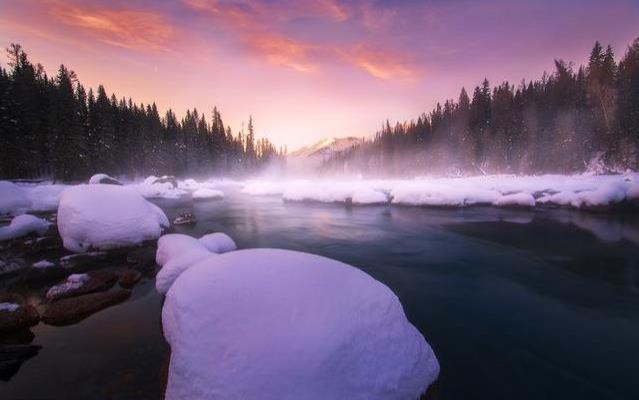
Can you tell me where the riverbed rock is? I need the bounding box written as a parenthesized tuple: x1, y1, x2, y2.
(46, 270, 118, 302)
(42, 289, 131, 325)
(0, 295, 39, 333)
(119, 270, 142, 289)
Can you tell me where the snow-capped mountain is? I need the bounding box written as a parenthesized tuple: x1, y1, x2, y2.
(290, 137, 363, 159)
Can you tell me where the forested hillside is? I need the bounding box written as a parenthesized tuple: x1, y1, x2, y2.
(322, 39, 639, 176)
(0, 44, 283, 181)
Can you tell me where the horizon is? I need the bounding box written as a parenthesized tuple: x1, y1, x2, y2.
(1, 0, 638, 151)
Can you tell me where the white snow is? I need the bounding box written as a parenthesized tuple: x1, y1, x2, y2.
(0, 302, 20, 312)
(162, 248, 439, 400)
(155, 233, 236, 294)
(57, 184, 169, 252)
(192, 188, 224, 200)
(0, 214, 50, 241)
(133, 176, 189, 199)
(198, 232, 236, 253)
(0, 181, 31, 215)
(46, 273, 89, 300)
(88, 173, 121, 185)
(23, 184, 69, 211)
(242, 173, 639, 210)
(32, 260, 56, 269)
(493, 192, 536, 208)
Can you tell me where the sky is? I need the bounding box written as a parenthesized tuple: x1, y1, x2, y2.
(1, 0, 638, 150)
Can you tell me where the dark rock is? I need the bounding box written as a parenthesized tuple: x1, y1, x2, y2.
(153, 176, 178, 188)
(173, 212, 196, 225)
(126, 246, 157, 266)
(42, 289, 131, 325)
(119, 270, 142, 289)
(0, 344, 42, 381)
(46, 270, 118, 302)
(0, 296, 39, 333)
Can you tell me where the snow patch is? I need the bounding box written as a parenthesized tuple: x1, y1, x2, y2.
(57, 184, 169, 253)
(192, 188, 224, 200)
(0, 214, 50, 241)
(46, 273, 89, 299)
(32, 260, 56, 269)
(0, 302, 20, 312)
(0, 181, 31, 215)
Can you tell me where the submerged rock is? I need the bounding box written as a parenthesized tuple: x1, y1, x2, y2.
(0, 295, 39, 333)
(42, 289, 131, 325)
(119, 270, 142, 289)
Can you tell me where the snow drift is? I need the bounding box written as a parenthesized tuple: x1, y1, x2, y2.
(57, 184, 169, 252)
(162, 248, 439, 400)
(0, 214, 50, 241)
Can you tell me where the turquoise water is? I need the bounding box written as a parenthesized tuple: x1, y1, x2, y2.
(2, 188, 639, 399)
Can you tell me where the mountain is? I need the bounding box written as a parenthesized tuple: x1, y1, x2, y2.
(289, 137, 363, 159)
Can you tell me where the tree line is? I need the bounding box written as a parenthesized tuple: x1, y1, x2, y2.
(0, 44, 284, 181)
(323, 38, 639, 176)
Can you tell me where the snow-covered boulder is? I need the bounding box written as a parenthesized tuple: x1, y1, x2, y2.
(0, 214, 50, 241)
(198, 232, 236, 253)
(162, 249, 439, 400)
(192, 188, 224, 201)
(88, 173, 122, 185)
(0, 181, 31, 215)
(155, 233, 237, 294)
(134, 176, 189, 199)
(57, 185, 169, 253)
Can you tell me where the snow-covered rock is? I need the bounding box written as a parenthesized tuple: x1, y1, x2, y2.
(89, 173, 122, 185)
(0, 214, 50, 241)
(46, 274, 89, 300)
(133, 176, 189, 199)
(192, 188, 224, 200)
(32, 260, 55, 269)
(156, 234, 207, 267)
(352, 188, 389, 205)
(0, 181, 31, 215)
(162, 248, 439, 400)
(0, 302, 19, 312)
(57, 184, 169, 252)
(198, 232, 236, 253)
(155, 233, 237, 294)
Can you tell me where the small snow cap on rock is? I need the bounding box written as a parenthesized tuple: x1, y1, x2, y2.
(0, 181, 31, 215)
(88, 173, 122, 185)
(0, 214, 50, 241)
(162, 248, 439, 400)
(57, 184, 169, 253)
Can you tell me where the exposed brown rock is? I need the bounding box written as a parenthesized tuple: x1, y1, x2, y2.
(119, 270, 142, 289)
(42, 289, 131, 325)
(46, 270, 118, 302)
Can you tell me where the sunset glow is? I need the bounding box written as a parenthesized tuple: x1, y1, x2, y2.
(1, 0, 637, 149)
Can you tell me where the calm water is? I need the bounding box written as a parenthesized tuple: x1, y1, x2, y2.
(2, 188, 639, 399)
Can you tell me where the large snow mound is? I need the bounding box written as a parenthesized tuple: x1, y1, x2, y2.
(0, 181, 31, 215)
(163, 249, 439, 400)
(0, 214, 50, 241)
(57, 185, 169, 253)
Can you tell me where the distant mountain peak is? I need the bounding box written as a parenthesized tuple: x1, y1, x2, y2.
(290, 136, 363, 158)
